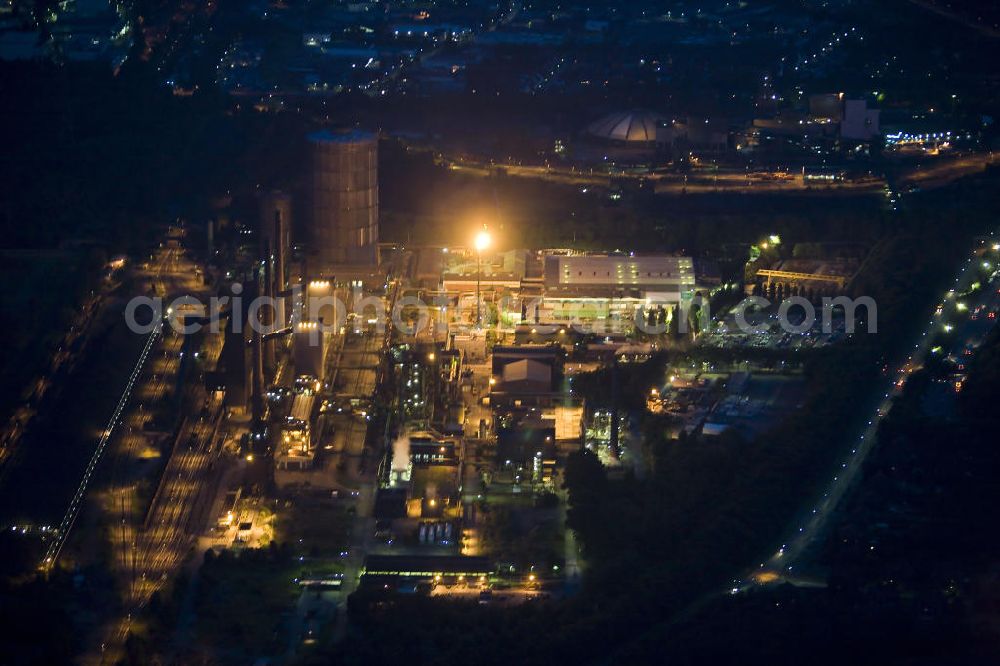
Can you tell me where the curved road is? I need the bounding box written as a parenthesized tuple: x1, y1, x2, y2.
(738, 229, 1000, 591)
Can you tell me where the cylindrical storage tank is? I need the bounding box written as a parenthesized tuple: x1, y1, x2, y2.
(309, 129, 378, 270)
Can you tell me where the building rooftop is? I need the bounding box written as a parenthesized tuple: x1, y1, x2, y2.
(586, 109, 666, 143)
(307, 128, 376, 144)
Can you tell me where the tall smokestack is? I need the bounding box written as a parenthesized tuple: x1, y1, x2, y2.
(261, 238, 276, 375)
(259, 190, 291, 324)
(251, 273, 266, 425)
(273, 209, 286, 293)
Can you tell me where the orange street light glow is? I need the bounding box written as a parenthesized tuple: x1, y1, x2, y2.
(474, 230, 492, 252)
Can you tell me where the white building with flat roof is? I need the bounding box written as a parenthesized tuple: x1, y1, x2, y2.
(543, 254, 695, 301)
(533, 254, 696, 331)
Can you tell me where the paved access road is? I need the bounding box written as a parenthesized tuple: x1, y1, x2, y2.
(739, 231, 1000, 591)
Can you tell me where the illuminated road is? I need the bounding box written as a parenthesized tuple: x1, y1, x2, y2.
(123, 404, 222, 608)
(88, 231, 222, 664)
(437, 152, 996, 195)
(371, 1, 520, 96)
(40, 320, 162, 571)
(738, 230, 1000, 591)
(39, 242, 192, 572)
(327, 288, 397, 646)
(897, 153, 998, 189)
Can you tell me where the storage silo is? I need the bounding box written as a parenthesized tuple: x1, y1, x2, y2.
(309, 129, 379, 270)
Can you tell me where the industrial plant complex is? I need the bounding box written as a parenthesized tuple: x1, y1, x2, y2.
(4, 0, 1000, 663)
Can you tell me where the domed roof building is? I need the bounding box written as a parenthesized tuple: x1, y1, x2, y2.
(586, 109, 667, 143)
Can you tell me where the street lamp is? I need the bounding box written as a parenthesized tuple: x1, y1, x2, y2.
(474, 228, 491, 328)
